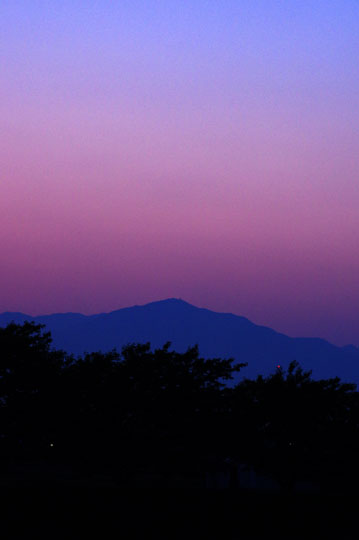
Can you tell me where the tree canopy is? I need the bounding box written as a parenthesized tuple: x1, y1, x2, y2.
(0, 322, 358, 491)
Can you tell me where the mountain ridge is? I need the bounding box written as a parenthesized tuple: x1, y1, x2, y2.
(1, 298, 358, 383)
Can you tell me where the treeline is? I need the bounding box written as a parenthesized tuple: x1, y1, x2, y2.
(1, 321, 359, 491)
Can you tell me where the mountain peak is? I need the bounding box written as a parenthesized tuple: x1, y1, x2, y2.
(150, 298, 194, 307)
(1, 300, 358, 384)
(122, 298, 195, 310)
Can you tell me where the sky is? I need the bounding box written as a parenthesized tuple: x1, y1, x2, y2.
(1, 0, 359, 345)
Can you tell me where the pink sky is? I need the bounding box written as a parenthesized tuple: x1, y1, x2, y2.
(1, 1, 359, 345)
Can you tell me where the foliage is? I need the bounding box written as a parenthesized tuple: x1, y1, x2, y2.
(229, 361, 359, 490)
(0, 323, 358, 491)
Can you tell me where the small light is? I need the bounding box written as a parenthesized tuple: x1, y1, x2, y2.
(276, 365, 281, 369)
(50, 443, 54, 447)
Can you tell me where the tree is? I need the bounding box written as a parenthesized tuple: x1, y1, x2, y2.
(230, 361, 359, 492)
(0, 321, 67, 456)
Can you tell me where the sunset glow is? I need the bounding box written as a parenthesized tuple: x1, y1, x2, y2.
(1, 1, 358, 345)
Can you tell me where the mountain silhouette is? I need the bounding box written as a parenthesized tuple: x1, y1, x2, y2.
(1, 298, 358, 383)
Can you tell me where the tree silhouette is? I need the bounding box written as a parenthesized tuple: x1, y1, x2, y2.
(0, 322, 67, 457)
(230, 361, 359, 491)
(0, 322, 358, 491)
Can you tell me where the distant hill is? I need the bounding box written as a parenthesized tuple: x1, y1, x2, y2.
(1, 299, 358, 384)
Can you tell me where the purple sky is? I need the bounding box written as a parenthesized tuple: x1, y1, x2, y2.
(1, 1, 359, 345)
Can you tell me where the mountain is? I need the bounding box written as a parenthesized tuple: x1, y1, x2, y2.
(1, 298, 358, 384)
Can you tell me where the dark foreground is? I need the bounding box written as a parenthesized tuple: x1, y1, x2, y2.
(1, 488, 357, 540)
(1, 322, 359, 537)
